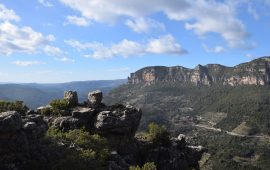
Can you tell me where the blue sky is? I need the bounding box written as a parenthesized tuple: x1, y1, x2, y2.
(0, 0, 270, 83)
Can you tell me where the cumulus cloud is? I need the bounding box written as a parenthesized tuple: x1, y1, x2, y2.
(66, 34, 187, 59)
(0, 3, 73, 63)
(0, 22, 54, 56)
(44, 45, 74, 62)
(59, 0, 250, 47)
(146, 35, 187, 55)
(125, 18, 165, 33)
(65, 15, 90, 26)
(14, 60, 45, 67)
(245, 54, 255, 59)
(202, 44, 225, 53)
(0, 4, 20, 21)
(38, 0, 53, 7)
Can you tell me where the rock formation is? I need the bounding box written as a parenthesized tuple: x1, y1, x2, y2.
(0, 111, 48, 170)
(128, 57, 270, 86)
(0, 90, 204, 170)
(64, 90, 78, 106)
(88, 90, 103, 107)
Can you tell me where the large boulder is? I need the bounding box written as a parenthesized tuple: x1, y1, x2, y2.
(0, 112, 48, 170)
(53, 116, 82, 131)
(88, 90, 103, 107)
(0, 111, 22, 133)
(64, 91, 78, 106)
(95, 105, 142, 135)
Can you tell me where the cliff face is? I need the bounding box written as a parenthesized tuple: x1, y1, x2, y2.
(128, 57, 270, 86)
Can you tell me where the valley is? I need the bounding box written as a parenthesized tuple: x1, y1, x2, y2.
(104, 57, 270, 170)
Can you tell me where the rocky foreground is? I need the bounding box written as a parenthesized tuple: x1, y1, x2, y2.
(0, 90, 204, 170)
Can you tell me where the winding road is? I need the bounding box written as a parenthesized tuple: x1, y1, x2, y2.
(193, 124, 270, 140)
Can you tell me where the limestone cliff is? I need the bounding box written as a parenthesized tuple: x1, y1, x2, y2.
(128, 57, 270, 86)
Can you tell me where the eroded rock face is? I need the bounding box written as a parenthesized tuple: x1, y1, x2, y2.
(95, 106, 142, 135)
(0, 111, 22, 133)
(64, 90, 78, 106)
(88, 90, 103, 106)
(52, 103, 142, 137)
(128, 57, 270, 86)
(0, 111, 48, 170)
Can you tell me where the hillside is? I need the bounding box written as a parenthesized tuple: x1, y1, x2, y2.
(104, 56, 270, 169)
(0, 79, 126, 108)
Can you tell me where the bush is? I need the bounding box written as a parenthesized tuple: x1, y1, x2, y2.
(129, 162, 157, 170)
(147, 122, 171, 147)
(50, 99, 70, 110)
(46, 127, 109, 166)
(0, 100, 28, 115)
(39, 107, 52, 116)
(48, 99, 71, 116)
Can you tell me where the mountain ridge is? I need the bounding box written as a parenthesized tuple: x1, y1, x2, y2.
(128, 56, 270, 86)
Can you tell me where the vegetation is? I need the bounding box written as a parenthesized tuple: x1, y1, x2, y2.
(42, 127, 109, 170)
(138, 122, 171, 147)
(42, 99, 71, 116)
(105, 82, 270, 169)
(129, 162, 157, 170)
(0, 100, 28, 115)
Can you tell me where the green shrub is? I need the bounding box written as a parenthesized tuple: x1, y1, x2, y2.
(129, 162, 157, 170)
(39, 107, 52, 116)
(48, 99, 71, 116)
(46, 127, 109, 167)
(147, 122, 171, 147)
(50, 99, 70, 110)
(0, 100, 28, 115)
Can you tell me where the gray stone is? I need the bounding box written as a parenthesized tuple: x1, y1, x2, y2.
(95, 106, 142, 135)
(64, 91, 78, 106)
(72, 107, 95, 118)
(23, 122, 37, 131)
(53, 116, 82, 131)
(0, 111, 22, 133)
(88, 90, 103, 106)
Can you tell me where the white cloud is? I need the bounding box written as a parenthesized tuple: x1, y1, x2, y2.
(44, 45, 65, 57)
(65, 15, 90, 26)
(65, 39, 91, 50)
(245, 54, 255, 59)
(14, 60, 45, 67)
(0, 4, 20, 21)
(67, 34, 187, 59)
(38, 0, 53, 7)
(125, 18, 165, 33)
(202, 44, 225, 53)
(247, 3, 259, 20)
(59, 0, 249, 47)
(44, 45, 74, 62)
(146, 35, 187, 55)
(0, 22, 54, 56)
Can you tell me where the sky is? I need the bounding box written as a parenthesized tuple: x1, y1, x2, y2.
(0, 0, 270, 83)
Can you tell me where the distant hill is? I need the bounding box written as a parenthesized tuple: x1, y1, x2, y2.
(0, 79, 126, 108)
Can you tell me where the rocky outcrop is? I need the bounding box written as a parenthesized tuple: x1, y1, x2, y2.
(52, 103, 142, 137)
(0, 90, 204, 170)
(95, 105, 142, 136)
(88, 90, 103, 107)
(64, 90, 78, 106)
(0, 111, 48, 170)
(128, 56, 270, 86)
